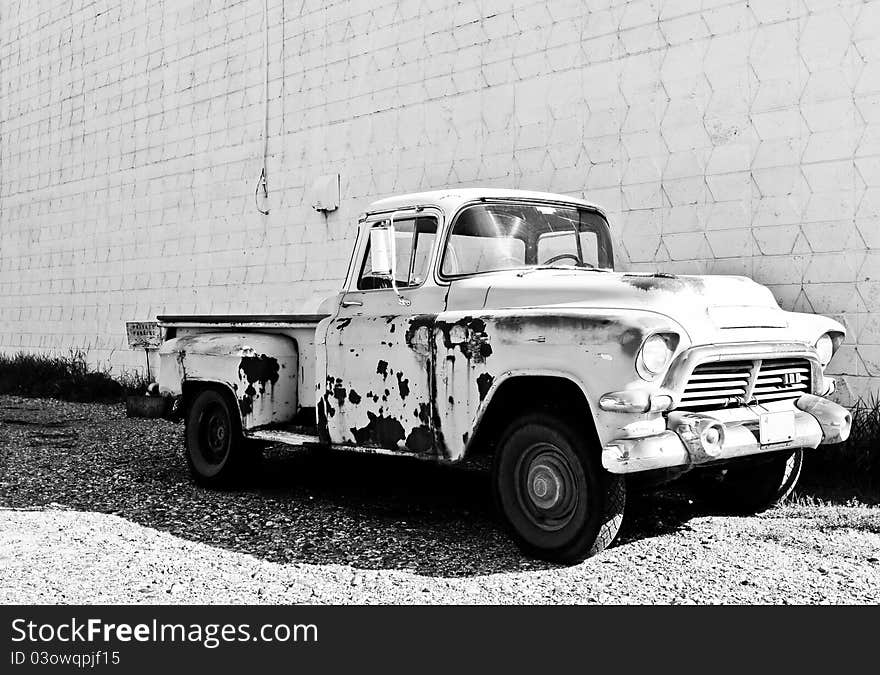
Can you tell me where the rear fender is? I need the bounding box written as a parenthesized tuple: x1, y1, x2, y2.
(158, 332, 298, 429)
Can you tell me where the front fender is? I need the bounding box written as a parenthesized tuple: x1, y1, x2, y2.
(431, 308, 688, 459)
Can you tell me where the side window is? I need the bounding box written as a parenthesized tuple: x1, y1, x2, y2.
(578, 231, 599, 267)
(409, 228, 436, 285)
(357, 217, 437, 290)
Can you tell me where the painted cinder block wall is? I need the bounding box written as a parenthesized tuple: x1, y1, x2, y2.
(0, 0, 878, 402)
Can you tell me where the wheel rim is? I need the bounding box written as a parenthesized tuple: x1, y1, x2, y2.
(197, 402, 231, 467)
(515, 443, 581, 532)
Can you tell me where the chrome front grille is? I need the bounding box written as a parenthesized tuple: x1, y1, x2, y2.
(677, 358, 812, 412)
(752, 358, 811, 403)
(679, 360, 752, 411)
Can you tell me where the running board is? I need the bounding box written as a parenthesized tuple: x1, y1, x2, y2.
(246, 428, 436, 459)
(247, 429, 322, 446)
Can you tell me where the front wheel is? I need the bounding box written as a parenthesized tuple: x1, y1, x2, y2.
(185, 388, 257, 487)
(693, 449, 803, 514)
(492, 414, 625, 563)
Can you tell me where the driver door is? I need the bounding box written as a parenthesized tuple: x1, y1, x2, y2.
(322, 211, 446, 455)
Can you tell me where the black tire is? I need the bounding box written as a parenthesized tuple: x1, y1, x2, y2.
(492, 413, 625, 563)
(694, 449, 803, 514)
(185, 388, 257, 487)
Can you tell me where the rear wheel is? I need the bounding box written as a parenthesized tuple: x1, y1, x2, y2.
(492, 413, 625, 563)
(693, 449, 803, 514)
(185, 388, 257, 487)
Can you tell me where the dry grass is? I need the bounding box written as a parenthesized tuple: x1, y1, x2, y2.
(0, 350, 146, 403)
(800, 396, 880, 502)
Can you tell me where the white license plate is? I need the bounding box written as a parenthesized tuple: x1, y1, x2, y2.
(759, 411, 796, 445)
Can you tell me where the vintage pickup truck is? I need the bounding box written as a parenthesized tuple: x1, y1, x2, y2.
(149, 188, 852, 562)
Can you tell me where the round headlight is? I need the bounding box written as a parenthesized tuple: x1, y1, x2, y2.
(639, 334, 674, 376)
(815, 333, 834, 368)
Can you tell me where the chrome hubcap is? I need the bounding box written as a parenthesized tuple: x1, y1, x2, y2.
(516, 445, 581, 532)
(201, 405, 230, 464)
(527, 462, 564, 509)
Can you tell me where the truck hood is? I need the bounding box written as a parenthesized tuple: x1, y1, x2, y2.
(446, 269, 840, 347)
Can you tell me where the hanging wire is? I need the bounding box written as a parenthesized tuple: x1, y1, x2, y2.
(254, 166, 269, 215)
(254, 0, 270, 215)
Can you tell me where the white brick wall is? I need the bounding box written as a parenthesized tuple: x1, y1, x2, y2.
(1, 0, 878, 401)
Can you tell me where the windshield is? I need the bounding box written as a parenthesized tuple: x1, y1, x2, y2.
(440, 202, 613, 277)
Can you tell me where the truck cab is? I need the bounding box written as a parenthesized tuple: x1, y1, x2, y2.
(153, 188, 852, 563)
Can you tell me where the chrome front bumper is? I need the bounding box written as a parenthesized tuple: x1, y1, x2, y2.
(601, 394, 852, 475)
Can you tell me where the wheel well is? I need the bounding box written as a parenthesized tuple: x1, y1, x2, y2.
(466, 376, 598, 458)
(181, 381, 242, 428)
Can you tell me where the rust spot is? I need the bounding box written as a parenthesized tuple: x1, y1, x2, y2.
(316, 399, 329, 442)
(385, 402, 435, 454)
(619, 328, 642, 357)
(464, 318, 493, 362)
(377, 360, 388, 377)
(348, 389, 362, 405)
(176, 350, 187, 380)
(322, 377, 337, 419)
(404, 315, 435, 346)
(434, 316, 493, 363)
(332, 379, 347, 406)
(416, 402, 431, 426)
(476, 372, 493, 402)
(350, 412, 405, 449)
(405, 426, 432, 453)
(492, 314, 649, 355)
(396, 372, 410, 399)
(494, 315, 611, 334)
(621, 273, 705, 294)
(238, 354, 280, 416)
(239, 354, 280, 393)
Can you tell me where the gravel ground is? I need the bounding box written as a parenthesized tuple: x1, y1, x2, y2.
(1, 395, 878, 604)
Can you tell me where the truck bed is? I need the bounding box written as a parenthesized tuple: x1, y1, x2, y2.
(157, 314, 328, 327)
(157, 314, 328, 412)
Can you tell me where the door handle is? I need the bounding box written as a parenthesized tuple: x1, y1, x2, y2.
(341, 299, 363, 307)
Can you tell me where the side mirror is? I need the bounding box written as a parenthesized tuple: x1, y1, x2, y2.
(367, 213, 411, 307)
(369, 226, 394, 277)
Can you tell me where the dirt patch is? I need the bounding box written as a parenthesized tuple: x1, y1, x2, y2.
(1, 395, 878, 603)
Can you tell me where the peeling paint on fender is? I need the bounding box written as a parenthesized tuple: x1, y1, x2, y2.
(158, 332, 298, 430)
(238, 354, 280, 416)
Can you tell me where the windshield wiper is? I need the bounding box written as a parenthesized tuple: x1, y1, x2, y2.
(515, 265, 612, 276)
